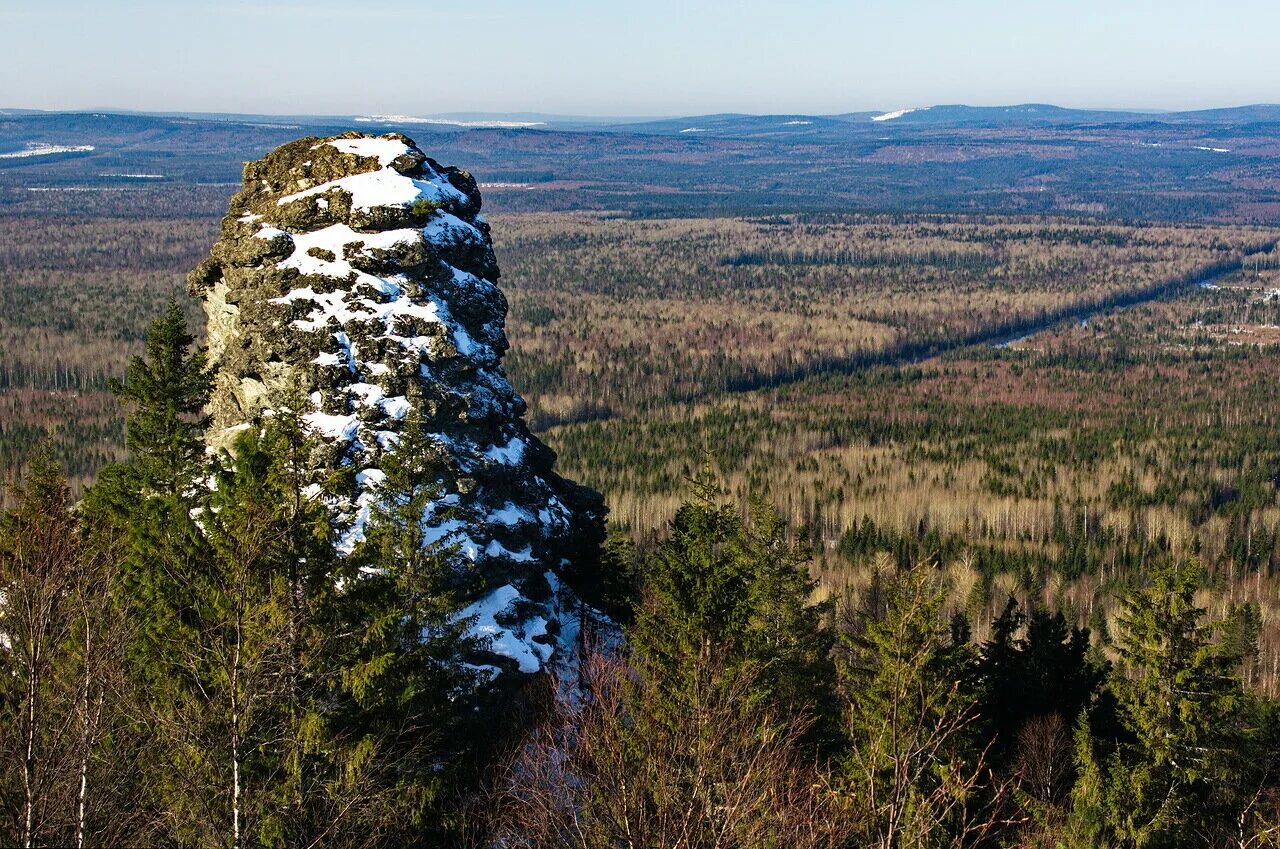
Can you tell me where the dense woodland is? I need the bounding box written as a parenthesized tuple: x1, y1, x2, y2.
(1, 306, 1278, 846)
(2, 212, 1276, 482)
(4, 196, 1280, 844)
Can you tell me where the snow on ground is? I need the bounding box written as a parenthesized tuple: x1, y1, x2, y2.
(0, 143, 94, 158)
(490, 503, 533, 526)
(244, 135, 586, 676)
(303, 411, 360, 442)
(783, 120, 813, 125)
(422, 211, 484, 246)
(485, 436, 527, 465)
(262, 217, 497, 369)
(1194, 146, 1231, 153)
(99, 173, 165, 179)
(679, 127, 707, 133)
(872, 109, 916, 122)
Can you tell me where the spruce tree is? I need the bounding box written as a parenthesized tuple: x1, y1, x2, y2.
(85, 298, 213, 666)
(107, 298, 212, 495)
(629, 485, 833, 733)
(978, 598, 1104, 766)
(739, 496, 836, 736)
(837, 566, 984, 848)
(1093, 562, 1249, 847)
(149, 414, 346, 849)
(338, 413, 484, 844)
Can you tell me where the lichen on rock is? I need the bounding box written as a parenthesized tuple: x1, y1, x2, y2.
(189, 132, 605, 675)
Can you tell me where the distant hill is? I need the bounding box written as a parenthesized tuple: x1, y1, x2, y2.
(847, 103, 1280, 127)
(2, 104, 1279, 222)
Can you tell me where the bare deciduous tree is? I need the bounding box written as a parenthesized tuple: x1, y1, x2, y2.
(484, 647, 850, 849)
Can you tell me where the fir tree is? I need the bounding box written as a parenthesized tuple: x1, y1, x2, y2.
(85, 298, 213, 668)
(837, 566, 987, 849)
(978, 598, 1104, 765)
(107, 298, 212, 495)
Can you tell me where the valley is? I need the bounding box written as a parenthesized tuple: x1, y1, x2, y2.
(7, 0, 1280, 839)
(4, 183, 1280, 697)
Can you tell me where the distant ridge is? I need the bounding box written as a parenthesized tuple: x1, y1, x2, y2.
(4, 103, 1279, 133)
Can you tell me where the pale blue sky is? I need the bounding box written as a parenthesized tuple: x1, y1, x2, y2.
(3, 0, 1277, 116)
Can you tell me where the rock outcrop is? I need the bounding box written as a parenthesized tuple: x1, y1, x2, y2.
(188, 132, 604, 675)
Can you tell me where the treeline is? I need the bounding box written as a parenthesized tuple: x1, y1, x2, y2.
(544, 300, 1280, 693)
(719, 245, 1002, 270)
(3, 212, 1275, 489)
(483, 490, 1280, 847)
(494, 212, 1276, 426)
(4, 303, 1280, 846)
(0, 305, 517, 847)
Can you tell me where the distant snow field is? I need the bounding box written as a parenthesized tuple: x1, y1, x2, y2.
(355, 114, 545, 128)
(679, 127, 707, 133)
(872, 109, 916, 122)
(0, 143, 95, 158)
(99, 173, 165, 179)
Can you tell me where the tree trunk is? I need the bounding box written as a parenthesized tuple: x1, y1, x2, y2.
(232, 609, 243, 849)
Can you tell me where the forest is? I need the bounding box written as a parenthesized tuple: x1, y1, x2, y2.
(3, 191, 1280, 845)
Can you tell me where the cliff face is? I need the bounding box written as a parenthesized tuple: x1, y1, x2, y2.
(188, 132, 604, 674)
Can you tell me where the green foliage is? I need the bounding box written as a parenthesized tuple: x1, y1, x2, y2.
(977, 598, 1105, 764)
(336, 412, 488, 843)
(1083, 562, 1253, 848)
(837, 566, 985, 849)
(83, 301, 213, 699)
(107, 297, 211, 494)
(1066, 712, 1113, 848)
(629, 484, 835, 735)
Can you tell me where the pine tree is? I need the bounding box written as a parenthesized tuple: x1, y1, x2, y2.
(590, 526, 641, 624)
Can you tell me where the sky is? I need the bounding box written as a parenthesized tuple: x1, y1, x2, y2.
(2, 0, 1278, 117)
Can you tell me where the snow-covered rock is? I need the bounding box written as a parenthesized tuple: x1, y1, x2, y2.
(188, 132, 605, 675)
